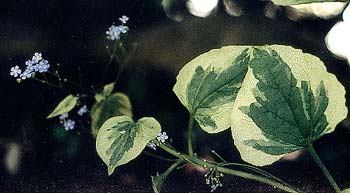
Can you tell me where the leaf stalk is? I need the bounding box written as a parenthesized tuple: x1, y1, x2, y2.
(307, 145, 341, 193)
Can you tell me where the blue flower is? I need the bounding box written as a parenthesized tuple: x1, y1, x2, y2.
(32, 52, 42, 63)
(106, 25, 122, 40)
(77, 105, 88, 116)
(106, 16, 129, 41)
(11, 52, 51, 80)
(37, 59, 50, 73)
(119, 15, 129, 24)
(64, 119, 75, 131)
(147, 142, 157, 150)
(156, 132, 168, 143)
(118, 25, 129, 33)
(20, 69, 32, 79)
(59, 113, 69, 121)
(10, 66, 21, 77)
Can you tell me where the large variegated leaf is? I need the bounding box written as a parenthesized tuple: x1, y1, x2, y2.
(341, 188, 350, 193)
(271, 0, 350, 6)
(173, 46, 250, 133)
(96, 116, 161, 175)
(47, 95, 78, 119)
(91, 92, 132, 137)
(231, 45, 347, 166)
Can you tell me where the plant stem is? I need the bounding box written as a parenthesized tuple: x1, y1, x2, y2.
(187, 114, 195, 156)
(307, 145, 341, 193)
(158, 143, 299, 193)
(162, 160, 184, 177)
(143, 151, 178, 162)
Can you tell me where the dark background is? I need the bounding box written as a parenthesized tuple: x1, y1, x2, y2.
(1, 0, 350, 192)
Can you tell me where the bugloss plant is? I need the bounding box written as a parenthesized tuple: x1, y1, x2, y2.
(10, 15, 135, 134)
(10, 7, 350, 193)
(95, 45, 349, 193)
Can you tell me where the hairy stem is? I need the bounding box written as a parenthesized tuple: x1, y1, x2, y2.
(307, 145, 341, 193)
(187, 115, 195, 156)
(158, 143, 300, 193)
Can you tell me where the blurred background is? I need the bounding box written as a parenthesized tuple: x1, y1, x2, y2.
(1, 0, 350, 192)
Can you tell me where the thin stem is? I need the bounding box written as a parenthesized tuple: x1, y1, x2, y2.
(100, 55, 114, 87)
(46, 71, 84, 92)
(218, 162, 299, 191)
(113, 62, 125, 85)
(143, 151, 178, 162)
(32, 77, 69, 93)
(162, 160, 184, 177)
(307, 145, 341, 193)
(187, 114, 195, 156)
(158, 144, 299, 193)
(211, 150, 227, 163)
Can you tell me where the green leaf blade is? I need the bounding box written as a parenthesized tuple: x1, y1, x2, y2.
(91, 92, 133, 137)
(103, 82, 115, 96)
(47, 95, 78, 119)
(231, 45, 347, 166)
(173, 46, 250, 133)
(96, 116, 161, 175)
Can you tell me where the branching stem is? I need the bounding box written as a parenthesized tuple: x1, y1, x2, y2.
(158, 143, 300, 193)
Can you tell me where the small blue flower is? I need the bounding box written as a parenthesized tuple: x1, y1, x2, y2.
(32, 52, 42, 63)
(59, 113, 69, 121)
(37, 59, 50, 73)
(106, 25, 122, 40)
(10, 66, 21, 77)
(12, 53, 51, 81)
(157, 132, 168, 143)
(20, 69, 32, 79)
(210, 184, 219, 192)
(77, 105, 88, 116)
(118, 25, 129, 33)
(119, 15, 129, 24)
(64, 119, 75, 131)
(147, 142, 157, 150)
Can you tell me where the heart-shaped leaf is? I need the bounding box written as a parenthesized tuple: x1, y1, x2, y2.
(231, 45, 347, 166)
(173, 46, 250, 133)
(47, 95, 78, 119)
(96, 116, 161, 175)
(91, 92, 132, 137)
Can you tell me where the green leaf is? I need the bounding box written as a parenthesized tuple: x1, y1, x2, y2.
(173, 46, 250, 133)
(151, 174, 162, 193)
(47, 95, 78, 119)
(231, 45, 347, 166)
(94, 93, 105, 102)
(271, 0, 350, 6)
(91, 93, 132, 137)
(96, 116, 161, 175)
(103, 82, 115, 96)
(341, 188, 350, 193)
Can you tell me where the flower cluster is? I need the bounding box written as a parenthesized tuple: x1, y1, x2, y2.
(77, 105, 88, 116)
(157, 132, 168, 143)
(10, 52, 50, 80)
(106, 15, 129, 41)
(147, 142, 157, 150)
(59, 113, 75, 131)
(205, 170, 223, 192)
(146, 132, 169, 150)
